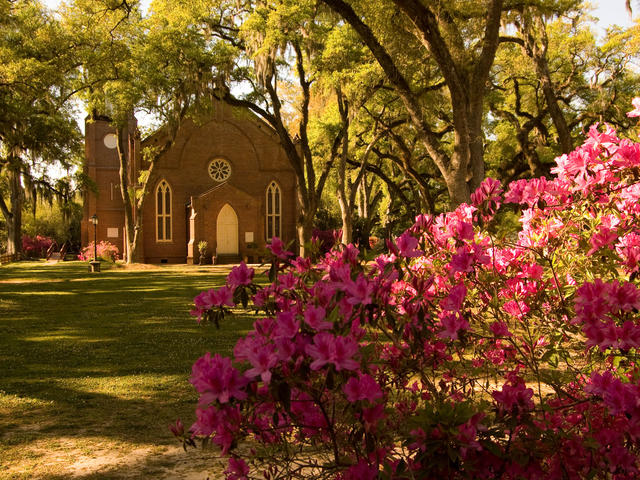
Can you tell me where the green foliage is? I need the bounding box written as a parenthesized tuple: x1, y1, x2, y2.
(21, 198, 82, 248)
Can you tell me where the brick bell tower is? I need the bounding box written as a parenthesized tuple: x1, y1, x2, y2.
(81, 113, 138, 260)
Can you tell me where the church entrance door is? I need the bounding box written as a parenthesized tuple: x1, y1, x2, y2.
(216, 204, 238, 254)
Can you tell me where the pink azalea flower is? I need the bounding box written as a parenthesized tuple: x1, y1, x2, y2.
(503, 299, 530, 319)
(616, 233, 640, 272)
(471, 177, 503, 216)
(190, 353, 248, 405)
(492, 378, 534, 413)
(225, 457, 249, 480)
(274, 311, 300, 339)
(332, 336, 360, 371)
(627, 97, 640, 117)
(274, 336, 296, 361)
(245, 343, 278, 384)
(361, 403, 386, 432)
(267, 237, 293, 260)
(306, 332, 334, 370)
(396, 232, 422, 258)
(438, 312, 469, 340)
(227, 262, 254, 288)
(304, 305, 332, 331)
(490, 321, 512, 337)
(344, 273, 375, 306)
(588, 226, 618, 256)
(440, 282, 467, 312)
(306, 332, 359, 371)
(449, 246, 474, 273)
(341, 459, 378, 480)
(585, 371, 640, 416)
(215, 286, 235, 307)
(342, 373, 383, 403)
(191, 405, 241, 454)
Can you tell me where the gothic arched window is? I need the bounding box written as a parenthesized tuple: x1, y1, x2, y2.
(266, 181, 281, 240)
(156, 180, 172, 242)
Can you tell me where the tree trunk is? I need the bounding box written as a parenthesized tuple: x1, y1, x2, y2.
(520, 15, 573, 154)
(296, 212, 314, 258)
(116, 122, 138, 264)
(322, 0, 503, 209)
(336, 89, 352, 245)
(6, 167, 23, 255)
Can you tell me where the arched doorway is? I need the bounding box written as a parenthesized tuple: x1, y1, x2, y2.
(216, 204, 238, 255)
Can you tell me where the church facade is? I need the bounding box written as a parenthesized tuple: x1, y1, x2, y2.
(81, 103, 297, 263)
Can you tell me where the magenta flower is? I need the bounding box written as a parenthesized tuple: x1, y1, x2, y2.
(502, 299, 530, 319)
(492, 378, 534, 413)
(191, 287, 235, 322)
(342, 373, 383, 403)
(169, 418, 184, 437)
(344, 274, 375, 306)
(440, 282, 467, 312)
(588, 226, 618, 256)
(191, 404, 241, 455)
(267, 237, 293, 260)
(342, 459, 378, 480)
(305, 332, 334, 370)
(227, 262, 254, 288)
(361, 403, 386, 432)
(245, 343, 278, 384)
(471, 177, 503, 216)
(274, 336, 296, 361)
(396, 232, 422, 258)
(304, 305, 332, 331)
(490, 321, 512, 337)
(274, 310, 300, 339)
(332, 335, 360, 371)
(449, 246, 474, 273)
(627, 97, 640, 117)
(306, 332, 359, 371)
(225, 457, 249, 480)
(190, 353, 248, 405)
(215, 286, 235, 307)
(585, 371, 640, 417)
(438, 312, 469, 340)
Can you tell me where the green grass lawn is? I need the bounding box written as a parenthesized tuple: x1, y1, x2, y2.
(0, 260, 257, 479)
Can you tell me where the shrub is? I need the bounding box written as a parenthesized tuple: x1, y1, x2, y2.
(22, 199, 83, 248)
(182, 104, 640, 479)
(78, 241, 119, 262)
(311, 228, 341, 255)
(22, 235, 54, 258)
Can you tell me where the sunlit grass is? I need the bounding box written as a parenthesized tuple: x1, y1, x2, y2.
(0, 260, 258, 479)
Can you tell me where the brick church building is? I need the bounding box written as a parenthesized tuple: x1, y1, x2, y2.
(81, 102, 297, 263)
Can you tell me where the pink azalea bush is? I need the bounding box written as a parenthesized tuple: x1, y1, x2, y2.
(182, 102, 640, 479)
(78, 240, 119, 262)
(22, 234, 54, 258)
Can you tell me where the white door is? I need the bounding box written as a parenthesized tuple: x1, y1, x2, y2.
(216, 204, 238, 254)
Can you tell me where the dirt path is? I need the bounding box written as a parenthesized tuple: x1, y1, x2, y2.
(1, 436, 229, 479)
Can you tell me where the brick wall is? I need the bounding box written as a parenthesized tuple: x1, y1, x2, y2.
(83, 104, 297, 264)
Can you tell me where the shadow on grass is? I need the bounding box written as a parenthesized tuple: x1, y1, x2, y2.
(0, 261, 257, 451)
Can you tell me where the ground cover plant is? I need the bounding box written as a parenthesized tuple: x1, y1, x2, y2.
(0, 262, 255, 479)
(186, 102, 640, 479)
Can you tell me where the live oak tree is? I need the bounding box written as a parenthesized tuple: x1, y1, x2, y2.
(321, 0, 504, 207)
(154, 0, 350, 254)
(62, 0, 230, 262)
(0, 0, 81, 255)
(487, 5, 640, 181)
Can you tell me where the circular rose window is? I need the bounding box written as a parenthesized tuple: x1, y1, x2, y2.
(208, 159, 231, 182)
